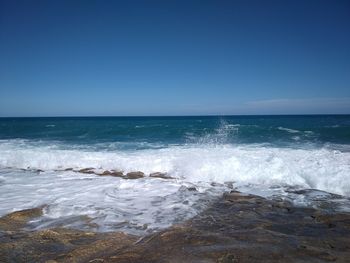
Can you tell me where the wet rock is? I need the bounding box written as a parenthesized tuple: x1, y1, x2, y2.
(125, 171, 144, 179)
(107, 191, 350, 262)
(0, 206, 44, 231)
(20, 167, 44, 173)
(78, 168, 96, 174)
(1, 192, 350, 262)
(98, 170, 124, 177)
(0, 227, 136, 263)
(218, 253, 237, 263)
(149, 172, 174, 180)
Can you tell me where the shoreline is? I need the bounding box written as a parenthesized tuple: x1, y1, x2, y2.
(1, 191, 350, 262)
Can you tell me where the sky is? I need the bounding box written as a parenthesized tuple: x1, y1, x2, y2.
(0, 0, 350, 116)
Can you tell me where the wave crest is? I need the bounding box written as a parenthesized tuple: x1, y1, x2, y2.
(0, 139, 350, 196)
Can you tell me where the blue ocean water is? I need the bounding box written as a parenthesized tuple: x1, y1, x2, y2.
(0, 115, 349, 148)
(0, 115, 349, 233)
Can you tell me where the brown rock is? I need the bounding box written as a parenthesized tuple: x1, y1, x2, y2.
(99, 170, 124, 177)
(1, 192, 350, 262)
(0, 227, 136, 263)
(125, 171, 144, 179)
(149, 172, 174, 180)
(0, 206, 44, 231)
(78, 168, 96, 174)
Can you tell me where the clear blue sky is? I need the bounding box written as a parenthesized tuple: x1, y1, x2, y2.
(1, 0, 349, 116)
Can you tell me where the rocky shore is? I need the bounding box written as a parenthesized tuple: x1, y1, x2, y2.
(1, 191, 350, 263)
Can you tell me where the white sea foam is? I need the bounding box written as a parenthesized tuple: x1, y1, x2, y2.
(1, 139, 350, 233)
(0, 168, 222, 233)
(277, 126, 300, 133)
(0, 139, 349, 196)
(304, 131, 314, 134)
(292, 136, 301, 141)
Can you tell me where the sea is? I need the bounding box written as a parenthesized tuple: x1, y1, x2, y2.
(0, 115, 349, 234)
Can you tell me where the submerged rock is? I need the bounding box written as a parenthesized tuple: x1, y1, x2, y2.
(1, 191, 350, 262)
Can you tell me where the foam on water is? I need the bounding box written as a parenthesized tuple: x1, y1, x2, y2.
(1, 138, 350, 233)
(277, 127, 301, 133)
(0, 139, 350, 196)
(0, 168, 222, 234)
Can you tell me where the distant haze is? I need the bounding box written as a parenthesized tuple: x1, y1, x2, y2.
(1, 0, 349, 116)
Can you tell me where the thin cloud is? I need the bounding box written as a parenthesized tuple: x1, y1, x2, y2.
(244, 98, 350, 114)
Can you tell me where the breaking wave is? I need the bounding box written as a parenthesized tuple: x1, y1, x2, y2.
(0, 139, 349, 196)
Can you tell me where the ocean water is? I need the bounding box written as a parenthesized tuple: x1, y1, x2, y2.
(0, 115, 350, 234)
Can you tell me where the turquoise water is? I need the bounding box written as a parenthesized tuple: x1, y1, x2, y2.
(0, 115, 349, 233)
(1, 115, 349, 148)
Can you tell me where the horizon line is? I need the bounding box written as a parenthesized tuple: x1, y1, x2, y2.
(1, 113, 350, 118)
